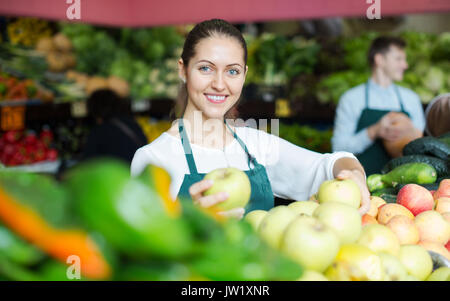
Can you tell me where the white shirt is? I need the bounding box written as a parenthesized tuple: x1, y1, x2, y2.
(332, 79, 426, 154)
(131, 126, 357, 202)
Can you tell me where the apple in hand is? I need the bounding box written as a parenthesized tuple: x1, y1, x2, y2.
(203, 167, 251, 211)
(317, 179, 361, 209)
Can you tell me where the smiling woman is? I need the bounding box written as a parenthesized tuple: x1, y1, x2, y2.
(130, 19, 371, 219)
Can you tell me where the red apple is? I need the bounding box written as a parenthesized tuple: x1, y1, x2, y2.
(415, 210, 450, 245)
(386, 215, 420, 245)
(397, 184, 434, 216)
(445, 241, 450, 253)
(434, 179, 450, 199)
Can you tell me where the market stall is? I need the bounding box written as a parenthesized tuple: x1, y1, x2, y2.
(0, 0, 449, 284)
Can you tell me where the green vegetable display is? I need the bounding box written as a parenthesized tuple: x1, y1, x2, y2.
(0, 159, 304, 281)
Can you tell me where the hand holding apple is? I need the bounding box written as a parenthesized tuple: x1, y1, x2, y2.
(336, 169, 371, 216)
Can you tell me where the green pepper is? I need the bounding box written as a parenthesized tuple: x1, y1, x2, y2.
(0, 82, 6, 96)
(188, 218, 303, 281)
(115, 260, 192, 281)
(63, 159, 194, 260)
(0, 170, 113, 280)
(0, 223, 45, 266)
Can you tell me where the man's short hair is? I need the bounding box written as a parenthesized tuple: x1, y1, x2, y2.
(368, 36, 407, 68)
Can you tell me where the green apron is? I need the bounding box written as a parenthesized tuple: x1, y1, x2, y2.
(355, 80, 410, 175)
(177, 119, 274, 212)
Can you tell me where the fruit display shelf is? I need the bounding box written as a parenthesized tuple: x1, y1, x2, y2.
(3, 159, 61, 174)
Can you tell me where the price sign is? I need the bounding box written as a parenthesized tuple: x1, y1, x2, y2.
(275, 98, 291, 118)
(1, 106, 26, 131)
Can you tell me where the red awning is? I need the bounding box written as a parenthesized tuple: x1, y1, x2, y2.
(0, 0, 449, 27)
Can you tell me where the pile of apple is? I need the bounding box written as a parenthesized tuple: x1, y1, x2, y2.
(244, 178, 450, 281)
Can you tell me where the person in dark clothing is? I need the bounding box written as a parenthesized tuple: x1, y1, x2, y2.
(81, 89, 148, 164)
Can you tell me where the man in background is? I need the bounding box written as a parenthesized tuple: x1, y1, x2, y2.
(332, 37, 425, 175)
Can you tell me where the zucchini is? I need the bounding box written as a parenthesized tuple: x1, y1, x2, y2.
(403, 137, 450, 160)
(381, 155, 449, 178)
(367, 162, 437, 192)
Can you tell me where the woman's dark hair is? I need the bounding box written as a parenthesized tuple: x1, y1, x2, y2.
(173, 19, 248, 119)
(368, 36, 406, 68)
(87, 89, 131, 123)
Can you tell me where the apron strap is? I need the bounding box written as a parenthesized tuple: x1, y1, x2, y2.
(224, 120, 258, 169)
(393, 85, 406, 112)
(178, 119, 198, 175)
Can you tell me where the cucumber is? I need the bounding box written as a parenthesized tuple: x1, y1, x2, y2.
(403, 137, 450, 160)
(367, 162, 437, 192)
(439, 137, 450, 147)
(381, 155, 449, 178)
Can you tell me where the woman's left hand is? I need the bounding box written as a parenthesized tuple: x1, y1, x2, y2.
(336, 169, 371, 216)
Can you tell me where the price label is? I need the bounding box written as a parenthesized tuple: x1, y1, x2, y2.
(71, 101, 87, 118)
(1, 106, 26, 131)
(275, 98, 291, 118)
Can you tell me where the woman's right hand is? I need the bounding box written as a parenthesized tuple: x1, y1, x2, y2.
(189, 179, 245, 219)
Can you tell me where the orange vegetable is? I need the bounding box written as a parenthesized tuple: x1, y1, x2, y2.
(0, 186, 111, 279)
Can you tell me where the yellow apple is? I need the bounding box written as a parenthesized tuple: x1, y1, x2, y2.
(257, 206, 298, 250)
(357, 224, 401, 256)
(280, 215, 340, 272)
(313, 202, 362, 245)
(288, 201, 319, 216)
(324, 244, 384, 281)
(244, 210, 267, 232)
(203, 167, 251, 211)
(377, 252, 408, 281)
(398, 245, 433, 281)
(367, 196, 386, 218)
(426, 267, 450, 281)
(296, 270, 329, 281)
(317, 179, 361, 209)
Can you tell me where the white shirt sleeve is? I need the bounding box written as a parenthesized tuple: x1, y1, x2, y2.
(262, 130, 358, 201)
(332, 90, 374, 154)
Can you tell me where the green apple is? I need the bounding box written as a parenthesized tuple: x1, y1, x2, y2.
(398, 245, 433, 281)
(203, 167, 251, 211)
(288, 201, 319, 216)
(324, 244, 385, 281)
(426, 267, 450, 281)
(317, 179, 361, 209)
(357, 224, 401, 256)
(280, 215, 340, 272)
(257, 206, 298, 250)
(377, 252, 408, 281)
(296, 270, 329, 281)
(244, 210, 267, 231)
(313, 202, 362, 245)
